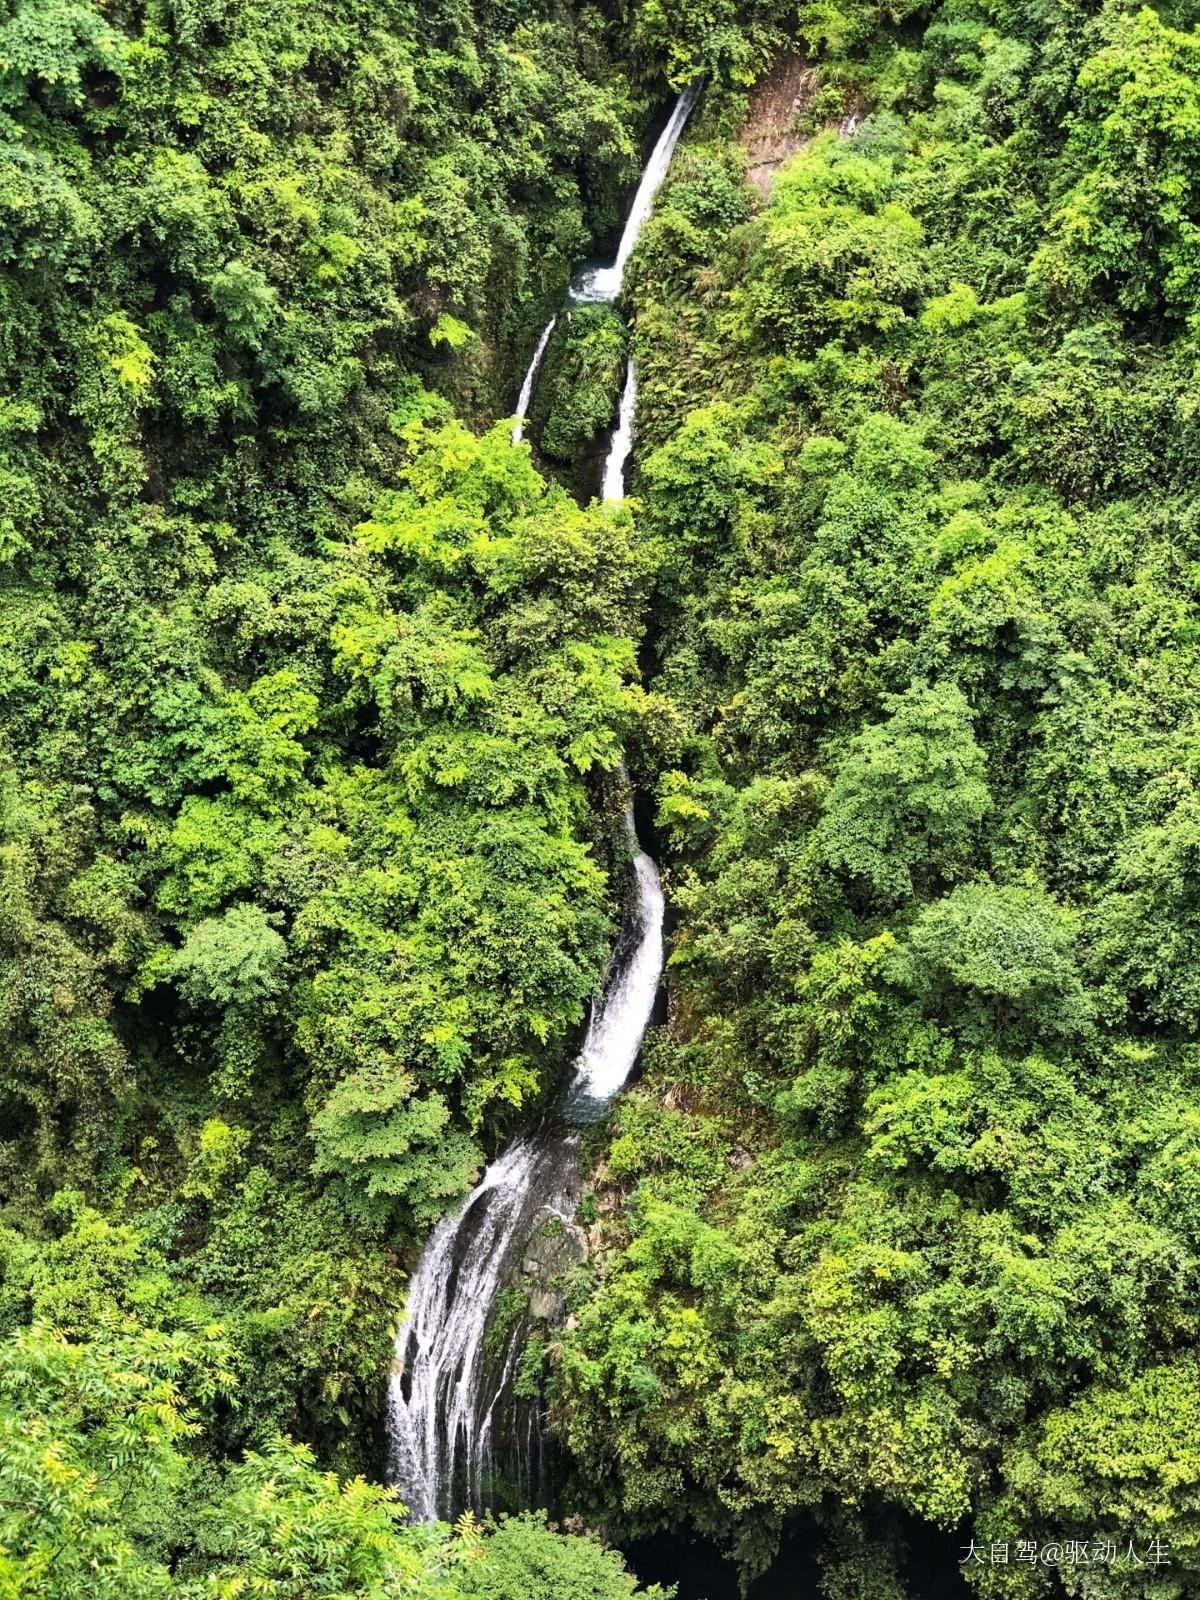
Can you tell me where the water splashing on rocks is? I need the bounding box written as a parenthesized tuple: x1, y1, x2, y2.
(385, 804, 664, 1518)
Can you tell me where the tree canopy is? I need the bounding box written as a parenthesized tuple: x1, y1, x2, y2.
(5, 0, 1200, 1591)
(543, 4, 1200, 1594)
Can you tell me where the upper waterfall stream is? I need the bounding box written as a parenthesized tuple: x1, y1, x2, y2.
(385, 80, 697, 1523)
(508, 77, 700, 440)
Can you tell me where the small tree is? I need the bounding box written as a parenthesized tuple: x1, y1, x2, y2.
(816, 681, 991, 903)
(891, 882, 1092, 1044)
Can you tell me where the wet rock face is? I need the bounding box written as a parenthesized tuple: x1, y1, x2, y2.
(520, 1208, 586, 1322)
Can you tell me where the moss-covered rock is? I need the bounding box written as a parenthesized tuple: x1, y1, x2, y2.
(532, 305, 629, 463)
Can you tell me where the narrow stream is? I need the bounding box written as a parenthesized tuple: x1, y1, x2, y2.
(509, 315, 555, 445)
(385, 80, 700, 1523)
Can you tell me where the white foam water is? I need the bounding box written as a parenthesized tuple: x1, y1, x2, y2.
(510, 316, 556, 444)
(569, 79, 702, 305)
(602, 360, 637, 503)
(514, 77, 700, 441)
(385, 801, 664, 1518)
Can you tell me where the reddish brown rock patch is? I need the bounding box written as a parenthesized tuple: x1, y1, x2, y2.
(740, 51, 818, 199)
(739, 53, 866, 200)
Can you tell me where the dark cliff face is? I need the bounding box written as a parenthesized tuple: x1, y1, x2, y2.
(470, 1204, 589, 1511)
(521, 1209, 588, 1322)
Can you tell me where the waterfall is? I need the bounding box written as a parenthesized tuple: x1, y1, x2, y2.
(510, 316, 556, 444)
(602, 361, 637, 504)
(385, 807, 665, 1519)
(388, 77, 696, 1525)
(557, 834, 663, 1123)
(569, 78, 702, 306)
(511, 76, 700, 433)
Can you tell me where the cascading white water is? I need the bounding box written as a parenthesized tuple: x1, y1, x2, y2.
(387, 78, 695, 1525)
(510, 316, 556, 443)
(386, 1136, 545, 1521)
(568, 78, 702, 306)
(510, 77, 700, 435)
(385, 815, 664, 1518)
(601, 360, 638, 503)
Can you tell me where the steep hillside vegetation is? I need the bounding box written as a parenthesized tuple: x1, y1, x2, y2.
(550, 4, 1200, 1595)
(0, 0, 687, 1585)
(5, 0, 1200, 1590)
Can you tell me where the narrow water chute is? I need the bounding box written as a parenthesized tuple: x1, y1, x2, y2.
(512, 74, 700, 429)
(569, 78, 702, 305)
(511, 315, 556, 443)
(602, 361, 637, 504)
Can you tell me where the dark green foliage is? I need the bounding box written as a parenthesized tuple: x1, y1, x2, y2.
(462, 1510, 671, 1600)
(6, 0, 1200, 1586)
(533, 306, 629, 463)
(0, 1304, 668, 1598)
(0, 0, 673, 1533)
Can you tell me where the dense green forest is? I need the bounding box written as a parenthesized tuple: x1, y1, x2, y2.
(3, 0, 1200, 1590)
(550, 3, 1200, 1595)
